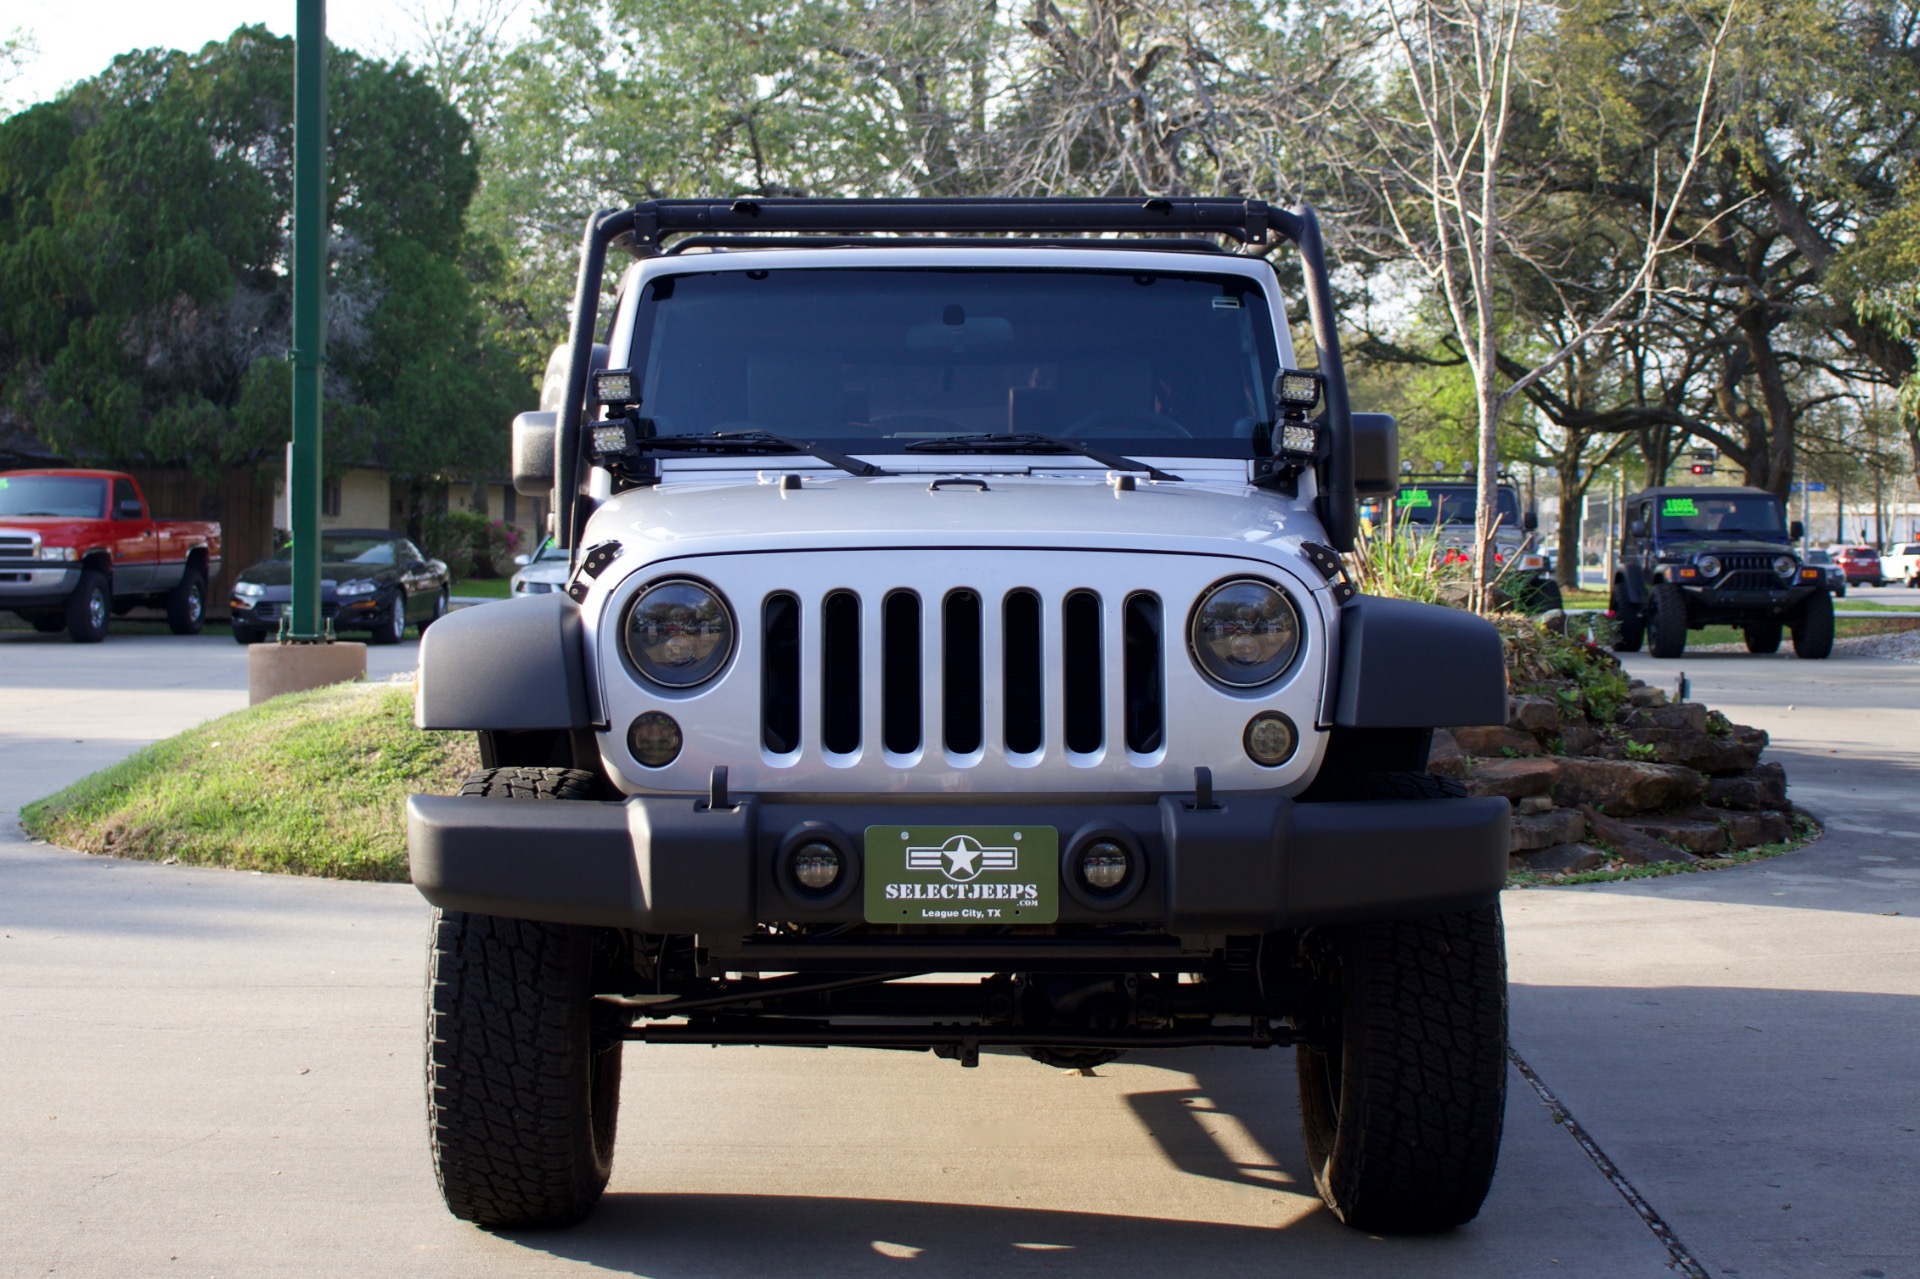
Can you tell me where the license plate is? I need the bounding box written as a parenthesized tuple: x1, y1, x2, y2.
(863, 825, 1058, 925)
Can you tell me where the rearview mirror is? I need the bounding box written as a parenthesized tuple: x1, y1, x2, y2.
(513, 411, 557, 497)
(1350, 413, 1400, 494)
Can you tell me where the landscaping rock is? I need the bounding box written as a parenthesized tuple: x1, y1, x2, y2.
(1511, 807, 1586, 852)
(1556, 722, 1615, 758)
(1428, 729, 1472, 780)
(1453, 725, 1542, 757)
(1749, 809, 1793, 845)
(1627, 683, 1669, 708)
(1554, 758, 1705, 816)
(1516, 794, 1555, 815)
(1515, 842, 1606, 875)
(1703, 762, 1787, 810)
(1508, 694, 1561, 735)
(1621, 726, 1762, 773)
(1581, 805, 1700, 865)
(1622, 702, 1709, 733)
(1464, 756, 1561, 801)
(1623, 817, 1728, 856)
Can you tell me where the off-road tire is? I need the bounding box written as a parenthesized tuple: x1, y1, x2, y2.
(1743, 623, 1782, 654)
(427, 767, 619, 1229)
(166, 565, 206, 635)
(1647, 583, 1688, 658)
(1521, 578, 1563, 615)
(1296, 899, 1508, 1234)
(1790, 591, 1834, 660)
(66, 571, 110, 643)
(1610, 598, 1645, 653)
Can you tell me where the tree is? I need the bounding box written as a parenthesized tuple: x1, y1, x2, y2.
(0, 26, 520, 515)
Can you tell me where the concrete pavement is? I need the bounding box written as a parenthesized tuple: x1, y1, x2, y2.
(3, 625, 1916, 1276)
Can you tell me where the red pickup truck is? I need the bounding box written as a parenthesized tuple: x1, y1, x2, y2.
(0, 469, 223, 643)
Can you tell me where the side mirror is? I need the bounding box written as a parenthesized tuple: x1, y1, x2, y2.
(1523, 510, 1539, 531)
(512, 553, 531, 567)
(513, 410, 557, 497)
(539, 342, 610, 414)
(1790, 520, 1805, 541)
(1349, 413, 1400, 494)
(118, 499, 144, 518)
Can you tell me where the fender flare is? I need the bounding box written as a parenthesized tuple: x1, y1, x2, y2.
(1333, 596, 1506, 729)
(415, 593, 591, 730)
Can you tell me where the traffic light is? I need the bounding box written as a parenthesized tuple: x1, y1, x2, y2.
(1690, 462, 1711, 475)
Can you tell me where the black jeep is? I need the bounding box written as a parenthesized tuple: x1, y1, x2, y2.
(1610, 486, 1831, 659)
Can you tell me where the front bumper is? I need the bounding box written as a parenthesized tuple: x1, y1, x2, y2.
(0, 566, 81, 610)
(1679, 580, 1820, 617)
(408, 790, 1510, 941)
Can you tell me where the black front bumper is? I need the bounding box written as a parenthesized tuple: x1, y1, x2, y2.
(1680, 580, 1820, 620)
(408, 790, 1510, 944)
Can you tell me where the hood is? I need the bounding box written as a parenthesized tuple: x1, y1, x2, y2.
(585, 471, 1324, 565)
(238, 560, 389, 587)
(1655, 535, 1794, 557)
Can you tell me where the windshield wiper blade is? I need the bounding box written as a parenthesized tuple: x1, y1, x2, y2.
(903, 433, 1180, 482)
(640, 431, 892, 478)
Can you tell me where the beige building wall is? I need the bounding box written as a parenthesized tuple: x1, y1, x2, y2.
(271, 467, 393, 532)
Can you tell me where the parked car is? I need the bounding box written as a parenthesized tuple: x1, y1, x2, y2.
(0, 468, 222, 642)
(509, 538, 570, 596)
(229, 528, 449, 644)
(1882, 541, 1920, 587)
(1829, 545, 1884, 587)
(1802, 548, 1847, 597)
(1389, 474, 1560, 612)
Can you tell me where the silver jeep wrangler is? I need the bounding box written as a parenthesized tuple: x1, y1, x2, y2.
(409, 198, 1510, 1234)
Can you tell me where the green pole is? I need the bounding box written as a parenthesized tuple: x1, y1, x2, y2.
(288, 0, 326, 642)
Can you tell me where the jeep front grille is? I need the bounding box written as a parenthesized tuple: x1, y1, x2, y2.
(1713, 553, 1785, 592)
(760, 586, 1165, 762)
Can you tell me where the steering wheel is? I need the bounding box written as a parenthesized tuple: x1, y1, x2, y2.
(1059, 409, 1194, 439)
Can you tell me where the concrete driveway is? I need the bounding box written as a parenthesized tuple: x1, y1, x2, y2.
(2, 628, 1915, 1277)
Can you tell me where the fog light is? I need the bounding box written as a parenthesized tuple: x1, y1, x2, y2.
(1080, 841, 1130, 891)
(628, 711, 682, 767)
(791, 842, 843, 892)
(1244, 711, 1297, 767)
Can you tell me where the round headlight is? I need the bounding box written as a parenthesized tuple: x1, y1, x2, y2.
(1773, 555, 1797, 579)
(624, 579, 734, 687)
(1188, 578, 1301, 687)
(1696, 555, 1722, 578)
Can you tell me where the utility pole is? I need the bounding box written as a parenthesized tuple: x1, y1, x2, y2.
(249, 0, 366, 702)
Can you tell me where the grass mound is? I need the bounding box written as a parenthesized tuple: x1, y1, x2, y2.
(21, 682, 478, 881)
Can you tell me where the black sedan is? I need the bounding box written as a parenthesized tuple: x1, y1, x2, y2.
(229, 529, 450, 645)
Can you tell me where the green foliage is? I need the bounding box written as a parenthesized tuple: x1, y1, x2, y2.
(1498, 613, 1631, 724)
(421, 505, 523, 578)
(0, 27, 522, 484)
(1622, 740, 1660, 762)
(21, 683, 478, 881)
(1348, 503, 1467, 605)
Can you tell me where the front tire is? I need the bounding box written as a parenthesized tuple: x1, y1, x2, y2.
(1791, 591, 1834, 660)
(1647, 583, 1688, 658)
(1610, 594, 1644, 653)
(1743, 622, 1782, 654)
(417, 587, 449, 636)
(1296, 902, 1509, 1233)
(369, 589, 407, 645)
(427, 766, 620, 1229)
(166, 565, 207, 635)
(66, 571, 110, 643)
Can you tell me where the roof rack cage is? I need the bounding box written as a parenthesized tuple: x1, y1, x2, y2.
(663, 234, 1235, 256)
(623, 197, 1292, 250)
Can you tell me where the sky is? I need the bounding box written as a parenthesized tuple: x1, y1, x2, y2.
(3, 1, 529, 110)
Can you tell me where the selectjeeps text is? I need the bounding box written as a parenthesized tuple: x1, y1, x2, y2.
(407, 198, 1513, 1235)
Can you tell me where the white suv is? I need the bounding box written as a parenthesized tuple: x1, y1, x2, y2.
(407, 198, 1511, 1236)
(1884, 542, 1920, 588)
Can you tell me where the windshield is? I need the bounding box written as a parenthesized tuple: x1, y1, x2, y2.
(621, 268, 1281, 454)
(1655, 494, 1786, 536)
(0, 475, 107, 518)
(1393, 484, 1522, 527)
(532, 541, 569, 562)
(273, 535, 397, 564)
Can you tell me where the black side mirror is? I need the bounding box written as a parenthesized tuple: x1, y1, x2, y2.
(1349, 413, 1400, 494)
(117, 500, 144, 518)
(1790, 520, 1805, 541)
(1523, 510, 1539, 531)
(513, 410, 558, 496)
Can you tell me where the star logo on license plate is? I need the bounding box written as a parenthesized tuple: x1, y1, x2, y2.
(906, 834, 1018, 883)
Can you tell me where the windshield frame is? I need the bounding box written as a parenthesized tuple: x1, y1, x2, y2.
(607, 259, 1292, 460)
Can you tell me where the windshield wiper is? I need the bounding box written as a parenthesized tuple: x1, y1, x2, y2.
(639, 431, 892, 478)
(902, 432, 1180, 482)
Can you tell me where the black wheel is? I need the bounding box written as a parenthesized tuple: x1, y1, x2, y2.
(232, 625, 266, 645)
(27, 612, 65, 633)
(1528, 578, 1564, 614)
(1791, 590, 1834, 660)
(427, 766, 621, 1229)
(1296, 897, 1508, 1234)
(65, 570, 110, 643)
(1610, 594, 1644, 653)
(1647, 583, 1688, 658)
(166, 565, 207, 635)
(1743, 622, 1782, 654)
(418, 587, 449, 636)
(369, 589, 407, 645)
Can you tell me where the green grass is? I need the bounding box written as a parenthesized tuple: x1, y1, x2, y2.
(21, 683, 478, 881)
(1506, 813, 1822, 888)
(452, 577, 512, 599)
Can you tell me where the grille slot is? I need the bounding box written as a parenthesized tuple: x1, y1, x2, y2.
(1062, 590, 1104, 754)
(821, 590, 862, 754)
(1715, 554, 1784, 593)
(882, 591, 922, 755)
(762, 592, 801, 754)
(1123, 593, 1165, 753)
(1002, 589, 1045, 754)
(943, 590, 983, 754)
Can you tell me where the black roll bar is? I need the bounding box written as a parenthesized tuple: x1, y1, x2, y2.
(554, 197, 1359, 554)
